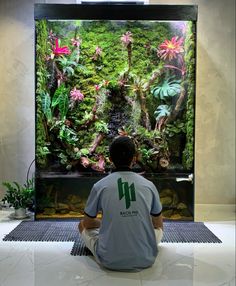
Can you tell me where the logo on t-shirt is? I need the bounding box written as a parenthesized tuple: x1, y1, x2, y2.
(117, 178, 136, 209)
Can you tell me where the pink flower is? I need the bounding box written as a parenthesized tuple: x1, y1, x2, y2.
(48, 30, 56, 42)
(157, 36, 184, 61)
(71, 37, 81, 47)
(92, 46, 102, 60)
(94, 85, 101, 91)
(53, 38, 71, 56)
(120, 31, 133, 47)
(95, 46, 102, 56)
(70, 87, 84, 101)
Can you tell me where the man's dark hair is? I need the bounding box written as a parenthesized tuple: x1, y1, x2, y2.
(109, 136, 136, 167)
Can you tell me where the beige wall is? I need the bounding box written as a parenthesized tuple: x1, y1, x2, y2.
(0, 0, 235, 205)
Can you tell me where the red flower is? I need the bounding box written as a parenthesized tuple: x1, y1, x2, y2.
(53, 38, 71, 56)
(158, 36, 184, 61)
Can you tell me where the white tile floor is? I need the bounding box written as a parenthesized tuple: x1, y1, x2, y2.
(0, 206, 235, 286)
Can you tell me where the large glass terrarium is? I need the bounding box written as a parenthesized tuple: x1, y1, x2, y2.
(34, 4, 197, 220)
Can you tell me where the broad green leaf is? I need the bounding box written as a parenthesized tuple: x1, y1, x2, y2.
(154, 105, 171, 122)
(41, 92, 52, 121)
(58, 92, 69, 119)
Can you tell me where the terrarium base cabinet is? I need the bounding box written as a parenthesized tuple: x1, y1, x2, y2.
(34, 4, 197, 221)
(35, 173, 194, 220)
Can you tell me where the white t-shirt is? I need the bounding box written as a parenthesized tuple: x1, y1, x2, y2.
(84, 170, 162, 271)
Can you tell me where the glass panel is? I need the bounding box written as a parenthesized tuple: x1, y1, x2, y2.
(35, 19, 196, 174)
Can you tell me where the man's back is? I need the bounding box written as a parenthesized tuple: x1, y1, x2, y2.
(84, 170, 162, 271)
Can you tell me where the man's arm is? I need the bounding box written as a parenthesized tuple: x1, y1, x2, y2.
(151, 213, 163, 230)
(83, 213, 101, 229)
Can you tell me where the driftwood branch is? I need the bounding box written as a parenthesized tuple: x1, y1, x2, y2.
(139, 90, 151, 130)
(165, 86, 186, 124)
(89, 133, 104, 154)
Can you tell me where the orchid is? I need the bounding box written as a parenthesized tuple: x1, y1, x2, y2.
(92, 46, 102, 60)
(157, 36, 184, 61)
(120, 31, 133, 47)
(71, 37, 81, 47)
(70, 88, 84, 102)
(52, 38, 71, 57)
(95, 46, 102, 56)
(48, 30, 56, 42)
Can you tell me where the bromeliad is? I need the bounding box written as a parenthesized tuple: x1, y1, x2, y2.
(121, 31, 133, 47)
(70, 87, 84, 102)
(52, 38, 71, 57)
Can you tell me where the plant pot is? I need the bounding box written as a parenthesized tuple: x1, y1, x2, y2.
(14, 208, 27, 219)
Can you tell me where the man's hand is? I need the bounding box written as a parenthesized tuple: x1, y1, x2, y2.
(78, 214, 101, 233)
(152, 213, 163, 230)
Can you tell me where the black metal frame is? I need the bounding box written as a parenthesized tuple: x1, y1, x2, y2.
(34, 4, 198, 21)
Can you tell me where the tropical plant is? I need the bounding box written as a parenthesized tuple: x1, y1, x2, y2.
(41, 91, 52, 121)
(56, 56, 77, 76)
(139, 148, 157, 164)
(51, 84, 69, 119)
(152, 77, 181, 100)
(2, 179, 34, 210)
(52, 38, 71, 57)
(165, 120, 185, 137)
(58, 124, 78, 145)
(154, 105, 171, 122)
(94, 121, 109, 134)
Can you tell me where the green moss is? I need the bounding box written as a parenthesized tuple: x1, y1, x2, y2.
(182, 22, 196, 170)
(35, 20, 51, 168)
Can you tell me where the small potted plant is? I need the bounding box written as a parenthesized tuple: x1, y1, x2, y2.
(1, 179, 34, 219)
